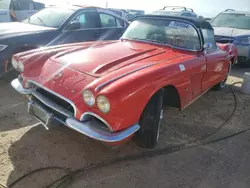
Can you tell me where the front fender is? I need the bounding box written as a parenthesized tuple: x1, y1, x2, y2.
(91, 63, 189, 132)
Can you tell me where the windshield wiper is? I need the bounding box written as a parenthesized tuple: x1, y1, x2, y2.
(36, 16, 46, 27)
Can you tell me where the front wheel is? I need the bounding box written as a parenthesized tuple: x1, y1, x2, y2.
(134, 89, 164, 149)
(213, 61, 231, 90)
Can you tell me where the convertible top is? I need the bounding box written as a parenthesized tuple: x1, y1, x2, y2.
(134, 15, 214, 30)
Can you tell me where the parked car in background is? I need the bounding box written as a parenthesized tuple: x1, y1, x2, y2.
(0, 5, 129, 78)
(0, 0, 45, 22)
(150, 6, 197, 18)
(126, 9, 145, 21)
(211, 9, 250, 67)
(11, 15, 237, 148)
(204, 17, 212, 22)
(107, 8, 130, 21)
(107, 8, 145, 22)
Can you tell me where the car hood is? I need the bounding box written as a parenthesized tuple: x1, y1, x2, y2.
(0, 22, 55, 35)
(19, 40, 169, 77)
(51, 41, 168, 77)
(17, 40, 191, 101)
(213, 27, 250, 37)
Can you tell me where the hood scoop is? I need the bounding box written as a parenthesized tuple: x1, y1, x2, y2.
(93, 48, 157, 74)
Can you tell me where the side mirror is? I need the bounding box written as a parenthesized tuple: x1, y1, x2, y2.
(66, 21, 81, 30)
(203, 42, 213, 53)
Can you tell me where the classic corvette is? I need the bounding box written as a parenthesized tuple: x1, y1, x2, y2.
(11, 15, 238, 148)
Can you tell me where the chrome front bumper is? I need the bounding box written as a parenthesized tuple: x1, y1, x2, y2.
(11, 78, 140, 143)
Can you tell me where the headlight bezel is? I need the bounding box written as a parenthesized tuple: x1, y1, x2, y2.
(82, 90, 95, 107)
(96, 95, 110, 113)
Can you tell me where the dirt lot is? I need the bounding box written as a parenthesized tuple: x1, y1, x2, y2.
(0, 67, 250, 188)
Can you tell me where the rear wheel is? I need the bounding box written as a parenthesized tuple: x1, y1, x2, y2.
(213, 61, 231, 90)
(134, 89, 164, 149)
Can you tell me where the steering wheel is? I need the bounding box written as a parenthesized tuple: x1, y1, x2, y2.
(149, 33, 165, 42)
(172, 36, 186, 47)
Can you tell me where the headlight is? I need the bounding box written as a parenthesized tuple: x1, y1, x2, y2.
(96, 96, 110, 113)
(82, 90, 95, 106)
(0, 45, 7, 52)
(11, 57, 24, 72)
(237, 36, 250, 44)
(17, 61, 24, 72)
(12, 58, 18, 70)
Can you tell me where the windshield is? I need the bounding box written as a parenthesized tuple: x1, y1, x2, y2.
(22, 7, 74, 28)
(122, 18, 201, 50)
(211, 13, 250, 30)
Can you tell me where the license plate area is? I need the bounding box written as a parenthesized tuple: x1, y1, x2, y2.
(28, 102, 52, 125)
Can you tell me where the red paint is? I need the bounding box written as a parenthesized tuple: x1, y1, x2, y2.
(14, 39, 237, 134)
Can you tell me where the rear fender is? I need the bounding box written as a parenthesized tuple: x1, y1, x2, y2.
(217, 43, 238, 64)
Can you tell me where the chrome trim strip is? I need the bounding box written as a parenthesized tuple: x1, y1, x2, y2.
(0, 45, 8, 52)
(95, 64, 153, 91)
(27, 80, 77, 117)
(182, 89, 210, 110)
(96, 55, 184, 92)
(31, 91, 74, 117)
(11, 78, 36, 95)
(66, 118, 140, 143)
(80, 112, 113, 131)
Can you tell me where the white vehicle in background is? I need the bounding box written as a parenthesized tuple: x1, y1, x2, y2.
(150, 6, 198, 18)
(107, 8, 145, 22)
(0, 0, 45, 22)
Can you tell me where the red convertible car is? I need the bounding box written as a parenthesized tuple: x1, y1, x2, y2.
(11, 15, 238, 148)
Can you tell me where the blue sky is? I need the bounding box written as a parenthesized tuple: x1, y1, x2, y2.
(36, 0, 250, 17)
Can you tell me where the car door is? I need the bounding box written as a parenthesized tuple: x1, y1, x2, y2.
(201, 29, 229, 91)
(47, 10, 101, 46)
(96, 10, 128, 41)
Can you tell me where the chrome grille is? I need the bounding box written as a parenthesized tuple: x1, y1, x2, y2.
(28, 83, 76, 118)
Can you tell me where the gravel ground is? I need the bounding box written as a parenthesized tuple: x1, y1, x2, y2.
(0, 67, 250, 188)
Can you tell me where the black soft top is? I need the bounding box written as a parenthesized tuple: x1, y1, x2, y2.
(134, 15, 214, 30)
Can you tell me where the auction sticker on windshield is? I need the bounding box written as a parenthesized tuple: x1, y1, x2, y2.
(169, 21, 190, 29)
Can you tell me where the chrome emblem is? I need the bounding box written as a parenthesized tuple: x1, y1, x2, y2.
(54, 71, 64, 79)
(179, 64, 185, 71)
